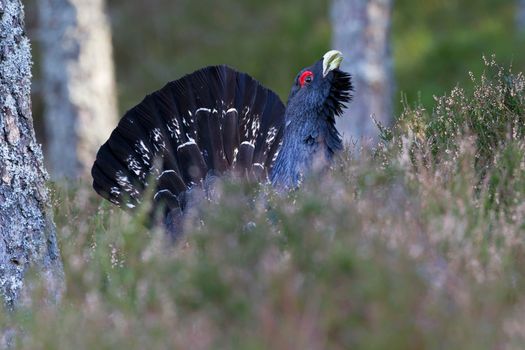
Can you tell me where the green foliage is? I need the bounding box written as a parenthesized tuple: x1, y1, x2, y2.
(108, 0, 331, 110)
(393, 0, 525, 113)
(381, 59, 525, 214)
(105, 0, 525, 117)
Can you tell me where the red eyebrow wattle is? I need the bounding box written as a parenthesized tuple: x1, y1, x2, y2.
(299, 71, 313, 87)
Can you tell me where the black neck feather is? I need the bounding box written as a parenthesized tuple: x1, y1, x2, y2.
(270, 70, 352, 189)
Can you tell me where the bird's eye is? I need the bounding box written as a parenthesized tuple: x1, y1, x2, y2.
(299, 71, 314, 87)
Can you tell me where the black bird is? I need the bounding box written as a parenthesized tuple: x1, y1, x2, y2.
(92, 50, 352, 236)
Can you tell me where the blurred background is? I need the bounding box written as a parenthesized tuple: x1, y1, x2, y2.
(23, 0, 525, 178)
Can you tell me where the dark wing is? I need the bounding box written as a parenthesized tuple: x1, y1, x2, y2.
(91, 65, 285, 214)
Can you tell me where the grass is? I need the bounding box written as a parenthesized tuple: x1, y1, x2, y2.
(4, 60, 525, 349)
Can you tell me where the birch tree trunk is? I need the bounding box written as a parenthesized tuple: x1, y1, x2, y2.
(0, 0, 63, 308)
(37, 0, 118, 179)
(518, 0, 525, 33)
(331, 0, 394, 145)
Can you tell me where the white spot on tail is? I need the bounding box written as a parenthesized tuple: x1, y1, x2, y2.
(151, 128, 166, 152)
(115, 170, 140, 199)
(153, 189, 175, 201)
(157, 169, 177, 179)
(196, 108, 212, 114)
(251, 119, 260, 138)
(135, 140, 152, 167)
(110, 187, 120, 196)
(126, 156, 143, 177)
(241, 141, 254, 148)
(177, 140, 197, 151)
(266, 126, 278, 146)
(271, 140, 283, 163)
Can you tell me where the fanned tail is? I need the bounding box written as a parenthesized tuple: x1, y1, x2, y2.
(92, 65, 285, 225)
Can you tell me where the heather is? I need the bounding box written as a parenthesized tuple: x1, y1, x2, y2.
(1, 60, 523, 349)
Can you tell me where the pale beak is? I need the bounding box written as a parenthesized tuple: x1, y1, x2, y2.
(322, 50, 343, 77)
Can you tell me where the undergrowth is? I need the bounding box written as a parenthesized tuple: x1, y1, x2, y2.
(4, 60, 525, 349)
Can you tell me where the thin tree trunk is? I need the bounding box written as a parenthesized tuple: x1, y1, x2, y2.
(518, 0, 525, 33)
(37, 0, 118, 179)
(0, 0, 63, 308)
(331, 0, 394, 145)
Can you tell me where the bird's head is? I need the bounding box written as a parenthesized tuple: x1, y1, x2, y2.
(286, 50, 352, 121)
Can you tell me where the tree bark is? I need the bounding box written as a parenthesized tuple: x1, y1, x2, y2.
(518, 0, 525, 33)
(0, 0, 63, 308)
(37, 0, 118, 179)
(331, 0, 394, 145)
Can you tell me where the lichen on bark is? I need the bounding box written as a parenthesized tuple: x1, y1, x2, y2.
(0, 0, 64, 308)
